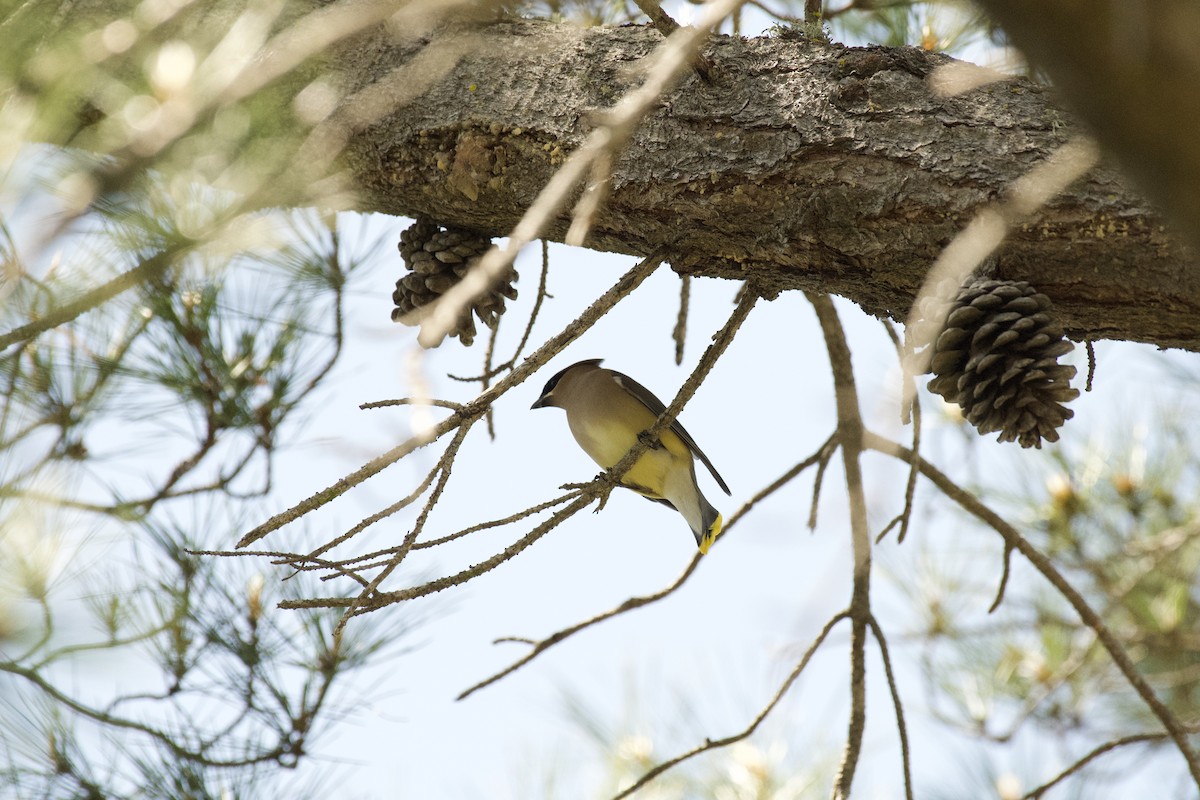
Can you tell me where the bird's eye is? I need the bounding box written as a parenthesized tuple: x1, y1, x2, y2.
(540, 373, 562, 396)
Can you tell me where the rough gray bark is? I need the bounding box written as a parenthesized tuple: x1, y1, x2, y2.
(972, 0, 1200, 255)
(333, 20, 1199, 350)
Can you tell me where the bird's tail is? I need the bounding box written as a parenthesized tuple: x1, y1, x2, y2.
(696, 496, 723, 555)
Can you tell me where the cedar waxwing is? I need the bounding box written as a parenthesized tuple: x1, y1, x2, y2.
(531, 359, 731, 554)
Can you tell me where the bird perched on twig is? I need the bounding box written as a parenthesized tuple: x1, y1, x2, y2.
(531, 359, 731, 554)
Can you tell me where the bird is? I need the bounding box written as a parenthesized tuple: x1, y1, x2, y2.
(531, 359, 731, 554)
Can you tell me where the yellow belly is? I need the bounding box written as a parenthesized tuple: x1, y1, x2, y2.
(569, 415, 687, 499)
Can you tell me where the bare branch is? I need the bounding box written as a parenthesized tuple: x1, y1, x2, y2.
(634, 0, 681, 37)
(868, 615, 914, 800)
(807, 292, 871, 800)
(457, 554, 703, 701)
(1021, 733, 1166, 800)
(458, 433, 840, 700)
(612, 611, 851, 799)
(864, 431, 1200, 787)
(236, 253, 662, 549)
(672, 274, 690, 365)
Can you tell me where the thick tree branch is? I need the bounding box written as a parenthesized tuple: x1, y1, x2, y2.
(331, 19, 1199, 350)
(971, 0, 1200, 252)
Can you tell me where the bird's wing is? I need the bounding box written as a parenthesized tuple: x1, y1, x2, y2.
(610, 371, 732, 495)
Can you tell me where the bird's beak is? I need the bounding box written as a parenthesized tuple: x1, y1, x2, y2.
(531, 396, 549, 410)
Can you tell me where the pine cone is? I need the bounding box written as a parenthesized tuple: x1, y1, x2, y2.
(391, 218, 517, 347)
(909, 278, 1079, 449)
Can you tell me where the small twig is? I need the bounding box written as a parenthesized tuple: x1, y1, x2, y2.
(737, 433, 837, 526)
(672, 274, 690, 365)
(1021, 733, 1165, 799)
(359, 397, 463, 411)
(458, 554, 703, 701)
(633, 0, 714, 81)
(878, 319, 920, 544)
(414, 492, 579, 551)
(612, 611, 851, 799)
(868, 615, 914, 800)
(804, 0, 822, 23)
(987, 541, 1014, 613)
(300, 426, 468, 565)
(634, 0, 681, 36)
(331, 419, 470, 640)
(807, 437, 838, 530)
(313, 493, 582, 580)
(482, 321, 500, 439)
(0, 246, 180, 356)
(279, 494, 598, 611)
(1085, 339, 1096, 391)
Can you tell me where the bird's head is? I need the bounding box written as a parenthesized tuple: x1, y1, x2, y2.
(530, 359, 604, 410)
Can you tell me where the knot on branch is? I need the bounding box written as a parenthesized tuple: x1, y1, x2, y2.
(392, 217, 517, 346)
(910, 278, 1080, 448)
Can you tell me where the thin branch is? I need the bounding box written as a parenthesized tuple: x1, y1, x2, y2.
(304, 493, 579, 581)
(0, 661, 293, 769)
(634, 0, 681, 36)
(612, 611, 851, 799)
(458, 434, 839, 700)
(807, 438, 838, 530)
(736, 433, 837, 528)
(359, 397, 463, 411)
(297, 426, 468, 566)
(458, 554, 702, 701)
(412, 492, 576, 551)
(868, 615, 914, 800)
(864, 431, 1200, 787)
(278, 492, 596, 611)
(807, 292, 871, 800)
(877, 319, 919, 545)
(236, 253, 662, 549)
(1022, 733, 1165, 799)
(0, 251, 176, 353)
(331, 419, 472, 639)
(988, 541, 1014, 613)
(672, 274, 690, 365)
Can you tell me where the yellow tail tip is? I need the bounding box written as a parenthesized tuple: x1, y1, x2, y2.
(698, 514, 724, 555)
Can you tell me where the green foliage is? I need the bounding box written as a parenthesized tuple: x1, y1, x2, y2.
(910, 402, 1200, 787)
(0, 3, 401, 790)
